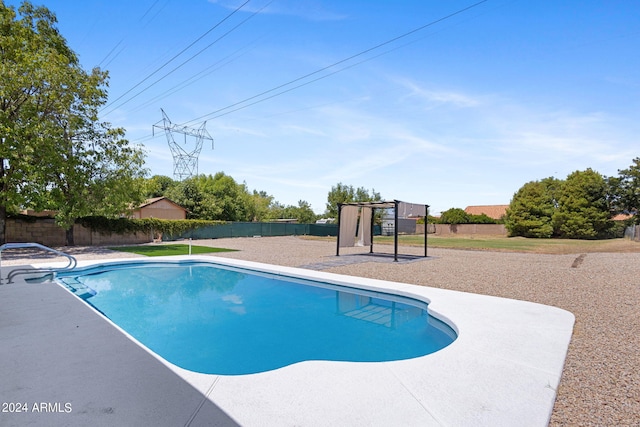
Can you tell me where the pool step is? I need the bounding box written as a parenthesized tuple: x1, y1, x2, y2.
(59, 277, 97, 299)
(24, 273, 55, 283)
(342, 304, 394, 327)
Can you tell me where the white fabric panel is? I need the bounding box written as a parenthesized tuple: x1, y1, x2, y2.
(397, 202, 427, 218)
(339, 205, 358, 247)
(358, 207, 372, 246)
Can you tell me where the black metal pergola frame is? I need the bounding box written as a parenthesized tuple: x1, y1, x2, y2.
(336, 200, 429, 262)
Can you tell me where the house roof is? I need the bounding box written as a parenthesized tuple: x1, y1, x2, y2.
(465, 205, 509, 220)
(137, 197, 187, 211)
(612, 213, 633, 221)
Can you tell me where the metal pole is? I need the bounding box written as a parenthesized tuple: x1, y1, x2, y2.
(336, 204, 342, 256)
(394, 201, 399, 262)
(369, 207, 374, 254)
(424, 204, 429, 257)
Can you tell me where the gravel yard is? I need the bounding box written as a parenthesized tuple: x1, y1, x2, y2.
(4, 235, 639, 425)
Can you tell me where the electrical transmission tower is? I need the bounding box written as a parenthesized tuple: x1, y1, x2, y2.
(152, 109, 213, 180)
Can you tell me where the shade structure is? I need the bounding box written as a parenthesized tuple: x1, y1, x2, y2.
(336, 200, 429, 261)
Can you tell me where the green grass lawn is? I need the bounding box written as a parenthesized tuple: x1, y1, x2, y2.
(108, 244, 237, 257)
(372, 234, 640, 254)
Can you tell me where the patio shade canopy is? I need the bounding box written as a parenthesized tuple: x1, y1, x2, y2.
(336, 200, 429, 262)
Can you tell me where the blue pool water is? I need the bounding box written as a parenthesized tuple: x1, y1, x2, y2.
(58, 261, 456, 375)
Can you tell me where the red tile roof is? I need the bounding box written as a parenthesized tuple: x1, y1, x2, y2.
(612, 213, 633, 221)
(464, 205, 509, 220)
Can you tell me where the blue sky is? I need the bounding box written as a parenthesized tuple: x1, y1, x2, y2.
(10, 0, 640, 215)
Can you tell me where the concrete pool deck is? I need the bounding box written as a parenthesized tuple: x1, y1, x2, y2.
(1, 253, 574, 426)
(0, 268, 238, 427)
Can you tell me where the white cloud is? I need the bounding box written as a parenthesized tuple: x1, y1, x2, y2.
(393, 78, 482, 108)
(487, 107, 635, 167)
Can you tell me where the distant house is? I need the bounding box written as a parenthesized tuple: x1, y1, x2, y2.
(612, 213, 633, 222)
(464, 205, 509, 221)
(130, 197, 187, 220)
(273, 218, 298, 223)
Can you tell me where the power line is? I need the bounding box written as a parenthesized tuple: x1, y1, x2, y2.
(100, 0, 252, 115)
(102, 0, 272, 117)
(139, 0, 162, 22)
(97, 0, 167, 69)
(129, 36, 263, 114)
(195, 18, 458, 122)
(181, 0, 489, 126)
(201, 43, 394, 121)
(129, 27, 439, 143)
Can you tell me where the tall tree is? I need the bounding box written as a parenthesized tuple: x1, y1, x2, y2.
(552, 169, 613, 239)
(505, 178, 559, 238)
(166, 173, 254, 221)
(0, 2, 77, 242)
(325, 182, 381, 219)
(1, 2, 147, 244)
(439, 208, 470, 225)
(204, 172, 251, 221)
(277, 200, 317, 223)
(144, 175, 176, 198)
(247, 190, 273, 222)
(613, 157, 640, 224)
(40, 65, 147, 245)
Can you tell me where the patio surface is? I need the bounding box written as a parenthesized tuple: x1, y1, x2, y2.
(0, 269, 238, 427)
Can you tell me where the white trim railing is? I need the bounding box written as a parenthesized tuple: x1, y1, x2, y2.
(0, 243, 77, 284)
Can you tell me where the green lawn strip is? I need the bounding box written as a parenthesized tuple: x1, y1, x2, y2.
(373, 235, 636, 254)
(375, 235, 536, 251)
(108, 244, 237, 257)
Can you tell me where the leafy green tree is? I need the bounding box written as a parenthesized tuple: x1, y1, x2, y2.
(278, 200, 317, 223)
(426, 214, 441, 224)
(468, 213, 498, 224)
(1, 2, 147, 244)
(613, 157, 640, 224)
(325, 182, 381, 219)
(293, 200, 317, 223)
(1, 2, 75, 242)
(247, 190, 274, 222)
(552, 169, 613, 239)
(264, 201, 285, 221)
(166, 172, 254, 221)
(439, 208, 470, 225)
(144, 175, 176, 198)
(45, 124, 147, 245)
(206, 172, 251, 221)
(262, 199, 317, 223)
(168, 177, 199, 216)
(505, 178, 559, 238)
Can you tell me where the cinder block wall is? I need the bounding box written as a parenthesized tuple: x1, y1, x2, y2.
(6, 218, 151, 247)
(432, 223, 507, 235)
(6, 218, 67, 246)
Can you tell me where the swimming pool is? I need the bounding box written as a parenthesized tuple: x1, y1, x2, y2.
(46, 254, 575, 426)
(57, 260, 456, 375)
